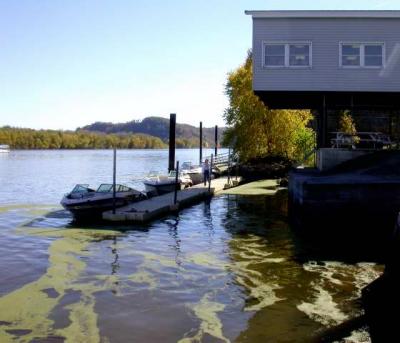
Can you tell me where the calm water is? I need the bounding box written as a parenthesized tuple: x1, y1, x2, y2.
(0, 150, 382, 343)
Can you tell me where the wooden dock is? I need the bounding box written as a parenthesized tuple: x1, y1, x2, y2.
(102, 176, 241, 222)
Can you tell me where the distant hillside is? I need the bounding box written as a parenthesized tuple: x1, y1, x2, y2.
(78, 117, 225, 148)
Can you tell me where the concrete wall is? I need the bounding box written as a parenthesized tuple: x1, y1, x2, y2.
(252, 18, 400, 92)
(317, 148, 372, 170)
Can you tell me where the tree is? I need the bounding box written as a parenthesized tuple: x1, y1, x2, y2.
(339, 110, 358, 135)
(223, 51, 314, 163)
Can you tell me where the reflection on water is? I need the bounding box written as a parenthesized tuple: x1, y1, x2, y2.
(0, 194, 382, 343)
(0, 151, 383, 342)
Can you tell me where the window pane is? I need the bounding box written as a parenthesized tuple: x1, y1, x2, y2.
(265, 56, 285, 66)
(342, 44, 360, 66)
(342, 44, 360, 55)
(365, 55, 383, 66)
(265, 45, 285, 56)
(342, 55, 360, 66)
(365, 45, 383, 56)
(364, 45, 383, 66)
(264, 44, 285, 66)
(289, 44, 310, 66)
(289, 44, 309, 55)
(289, 55, 310, 66)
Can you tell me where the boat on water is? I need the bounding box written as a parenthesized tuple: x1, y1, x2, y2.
(61, 183, 146, 220)
(181, 161, 218, 185)
(0, 144, 10, 153)
(143, 170, 192, 195)
(181, 162, 203, 185)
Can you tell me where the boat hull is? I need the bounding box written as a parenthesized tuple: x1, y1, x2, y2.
(143, 181, 181, 195)
(186, 172, 203, 185)
(63, 198, 128, 219)
(0, 145, 10, 153)
(61, 192, 144, 220)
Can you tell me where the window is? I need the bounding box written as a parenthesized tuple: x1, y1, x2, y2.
(289, 44, 310, 66)
(265, 44, 285, 66)
(263, 42, 312, 67)
(340, 43, 384, 68)
(364, 45, 383, 67)
(341, 44, 361, 66)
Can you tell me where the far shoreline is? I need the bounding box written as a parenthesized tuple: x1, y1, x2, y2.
(4, 147, 224, 151)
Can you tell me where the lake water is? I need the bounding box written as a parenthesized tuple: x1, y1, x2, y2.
(0, 150, 382, 342)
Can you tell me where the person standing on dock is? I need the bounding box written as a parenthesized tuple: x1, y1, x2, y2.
(202, 159, 210, 186)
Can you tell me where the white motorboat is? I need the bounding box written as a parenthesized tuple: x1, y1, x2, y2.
(61, 183, 146, 220)
(0, 144, 10, 153)
(143, 171, 192, 195)
(181, 161, 203, 185)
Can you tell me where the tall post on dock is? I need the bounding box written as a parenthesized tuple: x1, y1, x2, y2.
(227, 147, 231, 185)
(169, 113, 176, 172)
(174, 161, 179, 205)
(214, 125, 218, 156)
(208, 154, 213, 193)
(318, 95, 328, 148)
(199, 121, 203, 165)
(112, 148, 116, 214)
(235, 155, 239, 182)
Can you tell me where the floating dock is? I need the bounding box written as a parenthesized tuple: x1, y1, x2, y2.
(103, 177, 241, 222)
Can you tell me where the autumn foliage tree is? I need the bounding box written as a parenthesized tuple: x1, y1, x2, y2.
(339, 110, 359, 136)
(223, 51, 314, 163)
(0, 127, 167, 149)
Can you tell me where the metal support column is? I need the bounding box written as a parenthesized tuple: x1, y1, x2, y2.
(214, 125, 218, 156)
(168, 113, 176, 172)
(112, 148, 116, 214)
(199, 121, 203, 165)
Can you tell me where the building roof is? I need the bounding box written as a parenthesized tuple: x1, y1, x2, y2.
(245, 10, 400, 19)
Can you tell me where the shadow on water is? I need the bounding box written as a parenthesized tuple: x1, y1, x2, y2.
(24, 208, 154, 233)
(224, 189, 381, 264)
(219, 191, 381, 342)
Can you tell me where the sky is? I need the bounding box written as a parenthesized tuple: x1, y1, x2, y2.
(1, 0, 400, 130)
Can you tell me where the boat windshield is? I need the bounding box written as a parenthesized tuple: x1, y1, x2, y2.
(168, 171, 178, 178)
(71, 184, 93, 193)
(117, 185, 132, 192)
(181, 162, 192, 170)
(181, 162, 201, 171)
(96, 184, 132, 193)
(96, 184, 113, 193)
(147, 171, 162, 177)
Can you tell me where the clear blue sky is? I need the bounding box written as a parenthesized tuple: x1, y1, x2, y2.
(1, 0, 399, 130)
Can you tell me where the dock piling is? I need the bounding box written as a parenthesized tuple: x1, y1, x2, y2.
(208, 154, 213, 192)
(174, 161, 179, 205)
(227, 147, 231, 185)
(112, 148, 116, 214)
(169, 113, 176, 172)
(214, 125, 218, 156)
(199, 121, 203, 165)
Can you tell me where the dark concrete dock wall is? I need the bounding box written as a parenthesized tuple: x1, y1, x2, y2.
(289, 151, 400, 259)
(317, 148, 372, 170)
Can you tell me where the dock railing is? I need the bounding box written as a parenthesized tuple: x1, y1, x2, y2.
(203, 151, 237, 168)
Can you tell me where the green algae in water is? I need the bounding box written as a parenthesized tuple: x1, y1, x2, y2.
(178, 293, 229, 343)
(0, 237, 93, 342)
(0, 226, 121, 343)
(220, 179, 281, 196)
(127, 270, 158, 290)
(0, 193, 384, 343)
